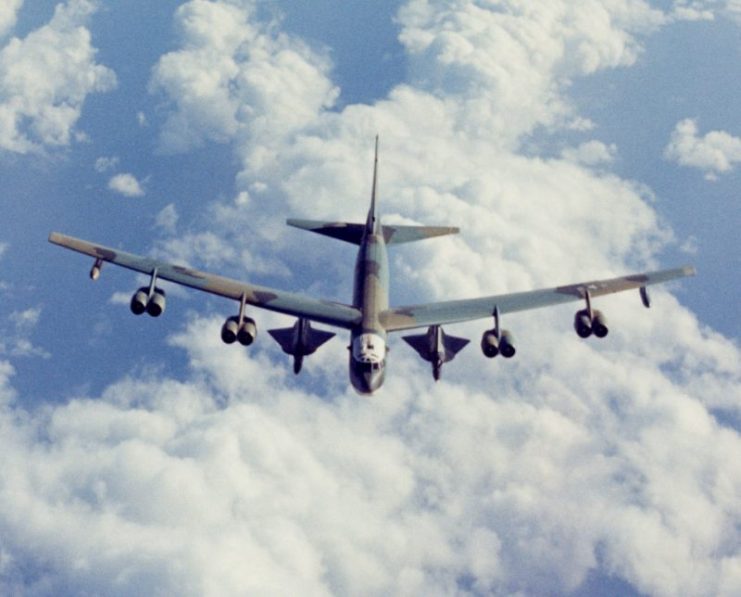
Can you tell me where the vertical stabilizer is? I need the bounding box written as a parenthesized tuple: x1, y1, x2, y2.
(366, 135, 379, 234)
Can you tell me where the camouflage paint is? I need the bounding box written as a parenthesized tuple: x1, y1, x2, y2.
(48, 138, 695, 394)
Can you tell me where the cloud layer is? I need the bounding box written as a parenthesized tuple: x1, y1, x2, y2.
(0, 0, 23, 40)
(0, 0, 115, 153)
(665, 118, 741, 180)
(1, 1, 740, 596)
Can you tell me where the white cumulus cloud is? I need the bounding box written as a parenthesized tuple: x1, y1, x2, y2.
(108, 173, 145, 197)
(149, 0, 337, 154)
(0, 0, 23, 39)
(0, 0, 116, 153)
(562, 140, 618, 165)
(2, 2, 740, 596)
(665, 118, 741, 180)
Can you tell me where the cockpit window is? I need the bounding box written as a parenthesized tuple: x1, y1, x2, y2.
(357, 360, 384, 373)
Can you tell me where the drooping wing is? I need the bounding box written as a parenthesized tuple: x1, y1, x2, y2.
(49, 233, 362, 329)
(381, 266, 695, 332)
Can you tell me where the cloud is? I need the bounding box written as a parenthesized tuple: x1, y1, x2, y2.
(726, 0, 741, 22)
(0, 0, 23, 39)
(149, 0, 338, 154)
(155, 203, 179, 233)
(108, 173, 145, 197)
(0, 0, 116, 153)
(562, 140, 617, 165)
(0, 307, 48, 358)
(669, 1, 716, 21)
(94, 155, 119, 173)
(664, 118, 741, 180)
(0, 309, 739, 596)
(3, 2, 741, 596)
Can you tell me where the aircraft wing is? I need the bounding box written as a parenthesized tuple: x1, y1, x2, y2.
(49, 233, 362, 329)
(380, 266, 696, 332)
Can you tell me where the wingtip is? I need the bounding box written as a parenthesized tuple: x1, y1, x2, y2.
(683, 265, 697, 277)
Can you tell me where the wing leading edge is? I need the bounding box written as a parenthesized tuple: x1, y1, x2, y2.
(49, 233, 361, 329)
(380, 266, 696, 332)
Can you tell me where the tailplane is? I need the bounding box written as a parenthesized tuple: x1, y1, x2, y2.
(287, 220, 459, 246)
(286, 136, 459, 245)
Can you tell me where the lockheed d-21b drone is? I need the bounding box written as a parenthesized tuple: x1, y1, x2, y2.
(50, 139, 695, 394)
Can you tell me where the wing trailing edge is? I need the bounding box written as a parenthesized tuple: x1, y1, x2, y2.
(381, 265, 696, 332)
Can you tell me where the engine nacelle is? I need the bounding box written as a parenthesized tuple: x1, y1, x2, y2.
(574, 309, 592, 338)
(130, 288, 149, 315)
(499, 329, 516, 358)
(237, 317, 257, 346)
(221, 316, 239, 344)
(146, 288, 166, 317)
(591, 310, 608, 338)
(481, 330, 499, 358)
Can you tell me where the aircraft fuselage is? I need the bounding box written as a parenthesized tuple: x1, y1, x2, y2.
(349, 227, 389, 394)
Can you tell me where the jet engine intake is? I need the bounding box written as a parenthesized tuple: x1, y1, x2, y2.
(221, 316, 240, 344)
(481, 330, 499, 358)
(591, 310, 609, 338)
(499, 330, 516, 358)
(574, 309, 593, 338)
(131, 287, 166, 317)
(574, 309, 609, 339)
(237, 317, 257, 346)
(146, 288, 166, 317)
(130, 287, 149, 315)
(481, 329, 515, 358)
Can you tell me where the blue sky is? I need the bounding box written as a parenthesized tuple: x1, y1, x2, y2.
(0, 1, 740, 595)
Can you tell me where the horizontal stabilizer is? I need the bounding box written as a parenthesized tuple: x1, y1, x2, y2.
(288, 219, 459, 246)
(383, 224, 459, 245)
(287, 219, 366, 245)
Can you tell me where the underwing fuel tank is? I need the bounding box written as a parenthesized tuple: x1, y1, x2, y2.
(268, 318, 335, 374)
(402, 325, 469, 381)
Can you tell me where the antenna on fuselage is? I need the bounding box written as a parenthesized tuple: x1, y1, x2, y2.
(366, 135, 379, 234)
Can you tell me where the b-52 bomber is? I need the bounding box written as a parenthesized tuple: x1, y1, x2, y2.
(49, 138, 695, 394)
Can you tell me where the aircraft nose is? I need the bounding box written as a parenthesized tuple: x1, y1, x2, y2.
(362, 370, 384, 393)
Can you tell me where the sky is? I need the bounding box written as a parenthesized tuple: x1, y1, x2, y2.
(0, 0, 740, 595)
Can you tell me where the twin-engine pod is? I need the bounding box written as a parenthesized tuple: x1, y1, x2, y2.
(221, 316, 257, 346)
(481, 306, 516, 359)
(129, 268, 166, 317)
(220, 292, 257, 346)
(130, 287, 166, 317)
(573, 309, 608, 338)
(480, 328, 516, 358)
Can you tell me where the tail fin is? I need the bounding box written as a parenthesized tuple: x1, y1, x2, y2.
(287, 136, 459, 246)
(366, 135, 379, 234)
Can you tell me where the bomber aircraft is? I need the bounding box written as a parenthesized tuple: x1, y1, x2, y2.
(50, 138, 695, 394)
